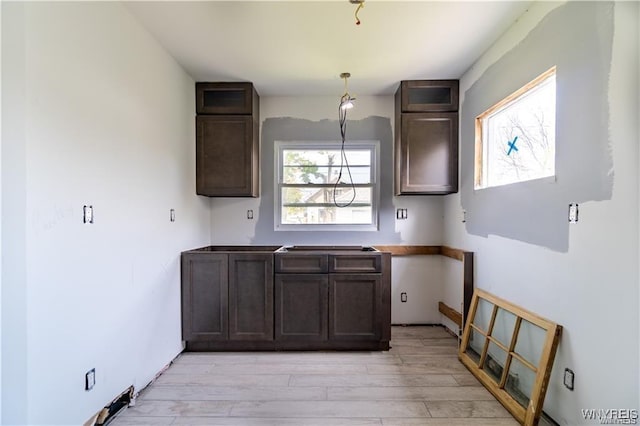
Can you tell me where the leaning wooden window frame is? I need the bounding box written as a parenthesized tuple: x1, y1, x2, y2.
(459, 289, 562, 426)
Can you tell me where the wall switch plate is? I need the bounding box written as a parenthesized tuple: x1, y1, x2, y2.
(563, 368, 574, 390)
(396, 208, 408, 220)
(400, 292, 407, 303)
(170, 209, 176, 222)
(85, 368, 96, 391)
(568, 203, 579, 223)
(83, 205, 94, 224)
(247, 210, 254, 220)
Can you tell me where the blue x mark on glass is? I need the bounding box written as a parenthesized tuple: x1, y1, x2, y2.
(507, 136, 519, 155)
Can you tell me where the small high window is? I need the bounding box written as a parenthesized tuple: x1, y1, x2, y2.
(275, 141, 379, 231)
(475, 67, 556, 189)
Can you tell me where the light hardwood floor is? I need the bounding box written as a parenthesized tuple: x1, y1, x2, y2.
(111, 326, 518, 426)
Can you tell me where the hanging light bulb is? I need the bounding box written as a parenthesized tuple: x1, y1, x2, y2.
(339, 72, 356, 110)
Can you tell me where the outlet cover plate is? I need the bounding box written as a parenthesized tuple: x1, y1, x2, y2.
(85, 368, 96, 391)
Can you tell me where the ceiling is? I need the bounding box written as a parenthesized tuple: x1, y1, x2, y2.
(124, 1, 532, 96)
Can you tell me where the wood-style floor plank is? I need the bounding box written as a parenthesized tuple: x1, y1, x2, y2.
(289, 374, 458, 387)
(111, 326, 517, 426)
(229, 401, 430, 418)
(327, 386, 494, 401)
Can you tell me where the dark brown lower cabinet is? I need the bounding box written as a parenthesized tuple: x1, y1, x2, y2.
(275, 274, 328, 341)
(229, 254, 273, 341)
(181, 251, 273, 344)
(329, 274, 382, 341)
(181, 253, 228, 341)
(182, 248, 390, 351)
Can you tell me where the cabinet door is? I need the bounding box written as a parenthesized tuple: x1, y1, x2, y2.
(329, 274, 382, 341)
(400, 80, 459, 112)
(181, 253, 228, 341)
(196, 82, 256, 115)
(396, 112, 458, 195)
(196, 115, 258, 197)
(228, 254, 274, 341)
(275, 274, 328, 341)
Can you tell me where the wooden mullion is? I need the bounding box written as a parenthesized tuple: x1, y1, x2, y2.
(475, 289, 556, 331)
(478, 304, 499, 368)
(486, 335, 509, 353)
(510, 351, 538, 373)
(459, 291, 480, 359)
(499, 317, 522, 389)
(469, 323, 487, 335)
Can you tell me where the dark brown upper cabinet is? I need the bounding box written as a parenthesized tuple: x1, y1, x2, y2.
(196, 82, 259, 197)
(395, 80, 459, 195)
(196, 82, 257, 115)
(400, 80, 459, 113)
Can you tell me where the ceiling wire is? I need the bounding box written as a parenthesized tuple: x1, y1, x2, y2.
(354, 0, 365, 25)
(333, 74, 357, 208)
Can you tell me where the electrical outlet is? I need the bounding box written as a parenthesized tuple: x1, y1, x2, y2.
(247, 210, 254, 220)
(85, 368, 96, 391)
(401, 292, 407, 303)
(83, 205, 94, 224)
(568, 203, 579, 223)
(170, 209, 176, 222)
(563, 368, 574, 390)
(396, 208, 408, 220)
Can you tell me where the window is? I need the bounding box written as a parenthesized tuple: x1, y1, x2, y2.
(475, 67, 556, 189)
(275, 141, 379, 231)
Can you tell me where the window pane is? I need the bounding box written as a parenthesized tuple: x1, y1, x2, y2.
(482, 341, 508, 385)
(505, 357, 536, 408)
(282, 187, 372, 206)
(465, 328, 487, 366)
(277, 142, 378, 229)
(283, 149, 371, 166)
(282, 165, 372, 184)
(485, 75, 555, 187)
(282, 206, 373, 225)
(475, 68, 556, 189)
(491, 308, 517, 348)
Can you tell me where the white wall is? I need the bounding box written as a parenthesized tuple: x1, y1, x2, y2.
(210, 95, 446, 323)
(444, 2, 639, 424)
(2, 3, 211, 425)
(0, 1, 4, 420)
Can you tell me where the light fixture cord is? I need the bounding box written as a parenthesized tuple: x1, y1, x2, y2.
(333, 97, 357, 208)
(355, 1, 364, 25)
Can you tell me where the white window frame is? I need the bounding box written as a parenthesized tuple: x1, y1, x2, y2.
(274, 140, 380, 232)
(475, 67, 557, 190)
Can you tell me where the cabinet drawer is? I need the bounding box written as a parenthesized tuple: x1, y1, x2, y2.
(275, 254, 329, 273)
(196, 82, 258, 115)
(329, 255, 381, 273)
(400, 80, 459, 112)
